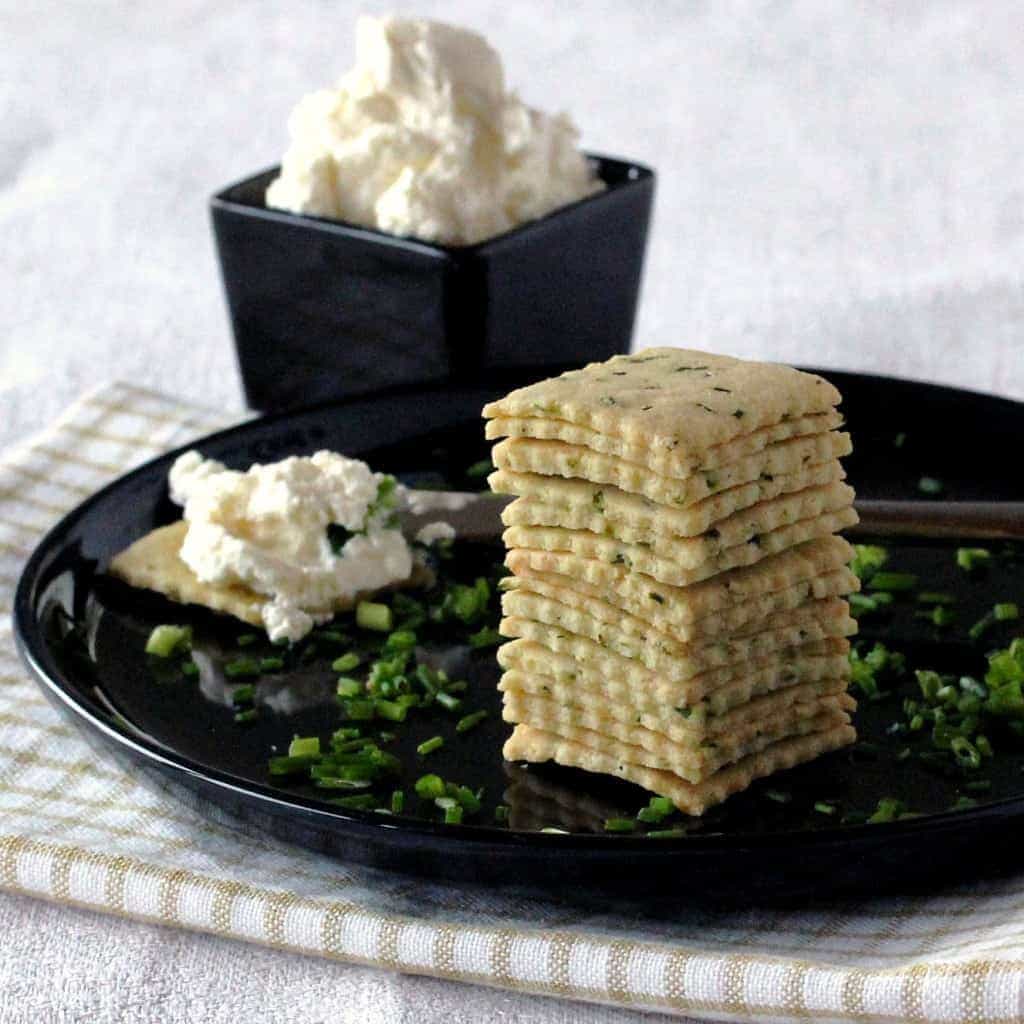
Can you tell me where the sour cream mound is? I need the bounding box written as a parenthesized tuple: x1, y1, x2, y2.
(265, 15, 603, 245)
(169, 450, 414, 643)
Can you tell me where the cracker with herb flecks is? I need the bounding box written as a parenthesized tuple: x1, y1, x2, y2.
(500, 671, 851, 743)
(502, 720, 857, 816)
(502, 691, 855, 781)
(501, 565, 858, 642)
(503, 480, 855, 557)
(500, 592, 855, 677)
(482, 348, 842, 458)
(489, 461, 846, 539)
(504, 536, 854, 623)
(498, 638, 850, 714)
(503, 505, 858, 589)
(500, 603, 856, 684)
(486, 409, 844, 478)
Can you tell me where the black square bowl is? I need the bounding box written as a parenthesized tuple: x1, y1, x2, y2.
(210, 155, 654, 410)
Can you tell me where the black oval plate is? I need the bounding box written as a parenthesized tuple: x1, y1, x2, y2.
(13, 373, 1024, 903)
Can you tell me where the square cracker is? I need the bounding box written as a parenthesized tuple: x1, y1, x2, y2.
(502, 480, 856, 565)
(492, 431, 852, 507)
(482, 348, 842, 457)
(485, 409, 844, 478)
(499, 671, 852, 744)
(489, 461, 846, 539)
(504, 505, 858, 589)
(498, 638, 851, 715)
(500, 602, 856, 683)
(502, 720, 857, 815)
(502, 692, 854, 782)
(500, 592, 855, 676)
(502, 565, 858, 642)
(504, 536, 855, 625)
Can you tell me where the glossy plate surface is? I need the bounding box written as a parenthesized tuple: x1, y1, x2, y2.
(13, 373, 1024, 902)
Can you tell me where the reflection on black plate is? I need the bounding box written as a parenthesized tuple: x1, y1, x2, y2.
(14, 374, 1024, 902)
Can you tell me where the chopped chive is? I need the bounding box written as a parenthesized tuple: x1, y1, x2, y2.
(763, 789, 792, 804)
(494, 804, 510, 823)
(390, 790, 404, 814)
(224, 656, 262, 678)
(233, 708, 259, 724)
(635, 796, 674, 824)
(374, 698, 409, 723)
(466, 459, 494, 479)
(868, 572, 918, 592)
(468, 626, 502, 649)
(540, 827, 569, 834)
(417, 735, 444, 757)
(258, 656, 284, 673)
(813, 801, 837, 816)
(929, 606, 956, 628)
(340, 698, 376, 720)
(867, 797, 906, 824)
(969, 612, 995, 642)
(181, 660, 199, 678)
(645, 828, 687, 839)
(383, 630, 417, 653)
(964, 778, 992, 792)
(288, 736, 320, 758)
(336, 677, 362, 699)
(145, 624, 192, 658)
(893, 432, 907, 448)
(952, 796, 977, 810)
(316, 629, 349, 646)
(957, 547, 991, 571)
(850, 545, 888, 580)
(455, 710, 488, 733)
(435, 691, 463, 713)
(917, 592, 956, 605)
(415, 774, 445, 799)
(236, 633, 258, 647)
(231, 684, 255, 705)
(603, 818, 637, 833)
(268, 755, 315, 775)
(994, 602, 1020, 622)
(976, 735, 993, 758)
(330, 794, 377, 810)
(917, 476, 944, 495)
(356, 601, 393, 632)
(443, 804, 463, 825)
(332, 652, 361, 673)
(313, 776, 373, 789)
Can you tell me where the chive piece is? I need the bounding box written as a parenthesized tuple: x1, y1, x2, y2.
(374, 698, 409, 723)
(415, 774, 445, 799)
(258, 656, 284, 673)
(332, 652, 360, 673)
(417, 735, 444, 757)
(224, 656, 262, 678)
(268, 755, 315, 775)
(384, 630, 417, 653)
(443, 804, 464, 825)
(995, 602, 1020, 622)
(494, 804, 510, 823)
(763, 789, 792, 804)
(917, 592, 956, 605)
(435, 691, 463, 713)
(390, 790, 404, 814)
(356, 601, 393, 632)
(976, 735, 993, 758)
(952, 796, 978, 810)
(964, 778, 992, 792)
(540, 828, 569, 834)
(316, 629, 349, 646)
(951, 737, 981, 770)
(231, 684, 255, 705)
(969, 612, 995, 642)
(233, 708, 258, 724)
(868, 572, 918, 592)
(603, 818, 637, 833)
(236, 633, 258, 647)
(917, 476, 944, 495)
(340, 698, 376, 720)
(466, 459, 494, 478)
(850, 545, 888, 580)
(145, 624, 192, 658)
(893, 432, 907, 448)
(645, 828, 688, 839)
(336, 677, 362, 699)
(867, 797, 906, 824)
(813, 801, 838, 816)
(929, 606, 956, 628)
(314, 776, 374, 790)
(468, 626, 502, 649)
(957, 547, 992, 571)
(288, 736, 320, 758)
(330, 794, 377, 810)
(455, 710, 488, 733)
(181, 660, 199, 678)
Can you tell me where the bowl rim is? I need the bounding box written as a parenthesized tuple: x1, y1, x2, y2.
(209, 152, 655, 257)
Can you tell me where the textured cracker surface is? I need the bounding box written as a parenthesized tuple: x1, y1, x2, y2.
(502, 566, 858, 641)
(502, 694, 853, 781)
(500, 672, 851, 742)
(481, 348, 842, 456)
(500, 605, 857, 682)
(502, 480, 855, 562)
(498, 640, 851, 715)
(502, 721, 858, 815)
(108, 522, 266, 626)
(492, 431, 852, 507)
(504, 506, 859, 588)
(485, 409, 844, 477)
(505, 536, 854, 624)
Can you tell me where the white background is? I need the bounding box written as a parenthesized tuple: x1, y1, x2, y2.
(1, 2, 1022, 1021)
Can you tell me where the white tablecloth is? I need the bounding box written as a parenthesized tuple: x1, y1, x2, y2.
(1, 1, 1022, 1021)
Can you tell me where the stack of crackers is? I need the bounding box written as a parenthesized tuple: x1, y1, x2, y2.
(483, 349, 860, 816)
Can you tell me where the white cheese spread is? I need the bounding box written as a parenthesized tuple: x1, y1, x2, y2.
(265, 15, 603, 245)
(169, 449, 418, 643)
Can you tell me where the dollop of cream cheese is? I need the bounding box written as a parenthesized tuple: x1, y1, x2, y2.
(170, 449, 417, 643)
(265, 15, 604, 245)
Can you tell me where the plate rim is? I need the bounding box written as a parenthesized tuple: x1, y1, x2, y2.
(12, 372, 1024, 857)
